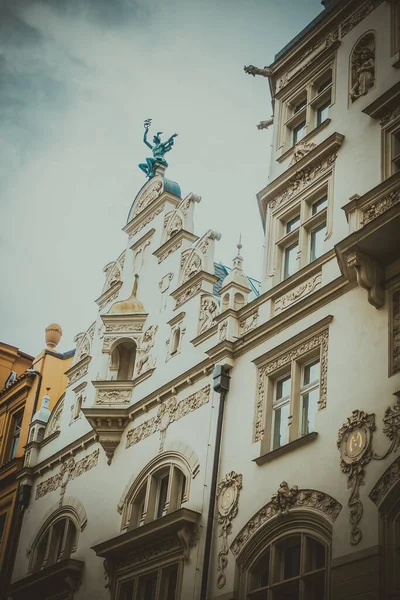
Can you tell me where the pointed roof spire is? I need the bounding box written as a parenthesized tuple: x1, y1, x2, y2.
(32, 387, 51, 424)
(220, 236, 251, 292)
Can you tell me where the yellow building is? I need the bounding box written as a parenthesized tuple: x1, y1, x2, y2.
(0, 325, 73, 596)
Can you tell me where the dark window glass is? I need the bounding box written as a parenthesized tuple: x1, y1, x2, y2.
(293, 122, 306, 145)
(286, 215, 300, 234)
(9, 412, 23, 460)
(283, 541, 301, 579)
(311, 197, 328, 215)
(156, 474, 169, 519)
(317, 77, 332, 94)
(316, 101, 330, 126)
(293, 99, 306, 114)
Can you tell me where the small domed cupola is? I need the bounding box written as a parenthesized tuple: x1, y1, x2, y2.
(28, 387, 52, 445)
(219, 239, 251, 312)
(108, 275, 145, 315)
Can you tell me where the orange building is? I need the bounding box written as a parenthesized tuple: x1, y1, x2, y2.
(0, 325, 73, 596)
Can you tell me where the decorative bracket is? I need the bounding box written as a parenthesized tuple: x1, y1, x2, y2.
(216, 471, 242, 589)
(346, 250, 384, 308)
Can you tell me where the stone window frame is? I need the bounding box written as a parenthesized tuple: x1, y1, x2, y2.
(277, 59, 336, 153)
(120, 455, 191, 532)
(115, 560, 183, 600)
(236, 512, 332, 600)
(28, 507, 80, 573)
(391, 0, 400, 57)
(270, 176, 333, 287)
(382, 113, 400, 180)
(253, 316, 332, 445)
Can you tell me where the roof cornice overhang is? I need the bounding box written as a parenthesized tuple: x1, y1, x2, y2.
(362, 80, 400, 121)
(0, 372, 35, 402)
(257, 132, 344, 229)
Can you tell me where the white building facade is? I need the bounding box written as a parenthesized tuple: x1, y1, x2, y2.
(9, 1, 400, 599)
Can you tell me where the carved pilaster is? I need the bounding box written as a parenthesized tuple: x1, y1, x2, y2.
(216, 472, 242, 588)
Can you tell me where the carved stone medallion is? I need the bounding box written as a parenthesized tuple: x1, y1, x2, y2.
(216, 471, 242, 589)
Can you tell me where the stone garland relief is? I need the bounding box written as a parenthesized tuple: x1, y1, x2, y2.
(35, 449, 100, 504)
(254, 329, 329, 442)
(274, 273, 322, 314)
(337, 396, 400, 545)
(231, 482, 341, 558)
(216, 472, 242, 589)
(126, 385, 210, 450)
(350, 32, 375, 103)
(341, 0, 383, 37)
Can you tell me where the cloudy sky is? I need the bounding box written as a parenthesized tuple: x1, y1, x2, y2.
(0, 0, 323, 356)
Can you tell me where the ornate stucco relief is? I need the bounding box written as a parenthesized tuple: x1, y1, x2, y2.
(381, 106, 400, 128)
(45, 398, 64, 438)
(289, 141, 317, 166)
(274, 272, 322, 314)
(216, 472, 242, 589)
(126, 385, 210, 449)
(198, 295, 219, 335)
(104, 323, 144, 334)
(341, 0, 383, 37)
(338, 396, 400, 544)
(239, 310, 258, 335)
(219, 321, 228, 342)
(370, 455, 400, 507)
(231, 483, 341, 559)
(350, 32, 375, 103)
(175, 281, 202, 308)
(137, 325, 158, 375)
(361, 187, 400, 225)
(159, 273, 174, 310)
(132, 179, 163, 218)
(255, 328, 329, 442)
(66, 356, 91, 387)
(157, 239, 183, 264)
(391, 290, 400, 375)
(35, 449, 100, 502)
(96, 389, 132, 405)
(131, 205, 164, 237)
(268, 153, 337, 212)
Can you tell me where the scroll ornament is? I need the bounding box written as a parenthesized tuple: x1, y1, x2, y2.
(337, 396, 400, 545)
(216, 471, 242, 589)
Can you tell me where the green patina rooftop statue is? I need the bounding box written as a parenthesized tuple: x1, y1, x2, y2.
(138, 119, 178, 179)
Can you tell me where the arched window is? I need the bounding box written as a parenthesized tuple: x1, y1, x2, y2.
(170, 328, 181, 356)
(248, 532, 327, 599)
(110, 340, 137, 380)
(222, 293, 230, 312)
(122, 457, 190, 531)
(236, 512, 332, 600)
(233, 292, 245, 311)
(31, 514, 78, 572)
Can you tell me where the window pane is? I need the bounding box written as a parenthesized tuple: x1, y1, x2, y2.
(303, 361, 320, 385)
(316, 101, 330, 126)
(293, 99, 306, 114)
(311, 197, 327, 215)
(156, 475, 169, 519)
(303, 572, 325, 600)
(283, 243, 298, 279)
(160, 564, 178, 600)
(10, 413, 23, 460)
(249, 549, 271, 591)
(300, 389, 319, 435)
(310, 223, 326, 261)
(317, 77, 332, 94)
(293, 122, 306, 145)
(272, 403, 290, 450)
(119, 580, 135, 600)
(0, 513, 6, 546)
(138, 573, 158, 600)
(271, 579, 300, 600)
(285, 215, 300, 234)
(283, 541, 301, 579)
(304, 537, 326, 573)
(276, 375, 291, 401)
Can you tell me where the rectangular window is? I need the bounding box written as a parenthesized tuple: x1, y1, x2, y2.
(9, 412, 23, 460)
(118, 564, 179, 600)
(0, 513, 7, 550)
(293, 121, 306, 145)
(156, 475, 169, 519)
(286, 215, 300, 233)
(282, 65, 334, 151)
(300, 360, 320, 436)
(392, 131, 400, 173)
(311, 197, 328, 215)
(283, 243, 299, 280)
(272, 375, 291, 450)
(316, 101, 330, 126)
(310, 223, 326, 262)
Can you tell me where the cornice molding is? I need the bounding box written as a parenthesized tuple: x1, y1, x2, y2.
(153, 230, 198, 264)
(171, 271, 218, 309)
(129, 227, 155, 252)
(95, 280, 123, 310)
(123, 191, 180, 238)
(65, 355, 91, 387)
